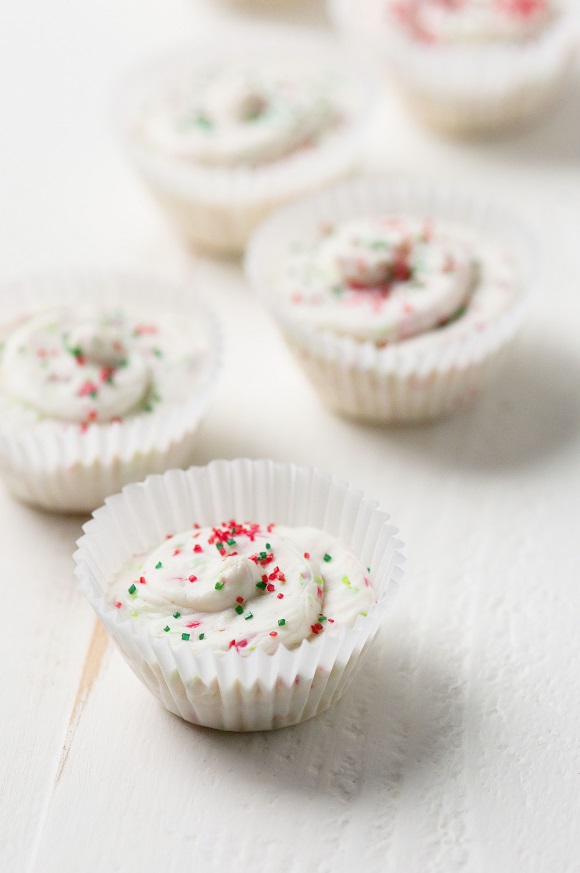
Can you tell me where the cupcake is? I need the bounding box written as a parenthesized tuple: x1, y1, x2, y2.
(115, 27, 375, 255)
(74, 459, 404, 731)
(328, 0, 578, 135)
(0, 273, 220, 513)
(246, 177, 538, 423)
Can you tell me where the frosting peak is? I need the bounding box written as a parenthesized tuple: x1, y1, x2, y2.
(109, 521, 375, 655)
(1, 309, 151, 423)
(281, 215, 476, 343)
(0, 302, 211, 429)
(142, 64, 341, 167)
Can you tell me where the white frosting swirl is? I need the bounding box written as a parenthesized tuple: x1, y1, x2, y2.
(109, 521, 375, 654)
(386, 0, 555, 44)
(142, 64, 341, 167)
(0, 304, 210, 427)
(279, 215, 477, 344)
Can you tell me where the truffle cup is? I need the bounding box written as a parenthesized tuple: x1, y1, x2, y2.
(115, 27, 376, 256)
(245, 176, 538, 424)
(74, 458, 405, 732)
(328, 0, 579, 136)
(0, 273, 221, 513)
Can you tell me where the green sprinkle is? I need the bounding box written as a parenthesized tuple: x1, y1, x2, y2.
(245, 612, 253, 621)
(227, 539, 236, 546)
(199, 633, 205, 640)
(360, 611, 368, 617)
(342, 576, 351, 587)
(235, 605, 244, 615)
(319, 615, 327, 622)
(265, 543, 271, 549)
(259, 552, 267, 560)
(128, 583, 137, 595)
(216, 543, 224, 551)
(181, 633, 190, 641)
(195, 113, 212, 130)
(215, 581, 224, 590)
(256, 581, 267, 591)
(131, 611, 138, 617)
(164, 626, 170, 633)
(152, 348, 163, 359)
(173, 612, 181, 619)
(155, 561, 163, 569)
(367, 567, 371, 573)
(278, 619, 286, 627)
(323, 554, 332, 563)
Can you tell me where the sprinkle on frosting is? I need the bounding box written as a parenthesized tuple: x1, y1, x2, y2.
(109, 520, 375, 655)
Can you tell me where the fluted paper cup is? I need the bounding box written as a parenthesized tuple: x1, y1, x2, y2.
(74, 458, 404, 731)
(115, 25, 376, 255)
(0, 273, 221, 512)
(246, 176, 539, 423)
(329, 0, 579, 135)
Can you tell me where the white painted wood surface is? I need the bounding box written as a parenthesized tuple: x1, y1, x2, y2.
(1, 2, 580, 871)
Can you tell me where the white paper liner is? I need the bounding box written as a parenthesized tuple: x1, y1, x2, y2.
(0, 272, 222, 512)
(74, 458, 405, 731)
(245, 176, 539, 422)
(114, 25, 377, 254)
(328, 0, 579, 134)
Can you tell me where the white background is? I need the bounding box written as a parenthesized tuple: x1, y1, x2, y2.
(1, 2, 580, 872)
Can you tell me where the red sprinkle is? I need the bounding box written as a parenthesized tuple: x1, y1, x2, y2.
(266, 584, 275, 593)
(114, 601, 122, 609)
(139, 576, 146, 585)
(193, 544, 202, 553)
(277, 593, 284, 600)
(172, 549, 182, 556)
(236, 596, 244, 604)
(78, 380, 98, 398)
(188, 575, 197, 583)
(100, 366, 115, 383)
(269, 631, 278, 637)
(311, 622, 324, 635)
(134, 324, 158, 336)
(304, 552, 310, 559)
(186, 621, 201, 628)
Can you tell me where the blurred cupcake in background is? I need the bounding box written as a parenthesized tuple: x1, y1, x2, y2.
(116, 26, 377, 255)
(246, 176, 539, 423)
(0, 273, 221, 513)
(328, 0, 578, 135)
